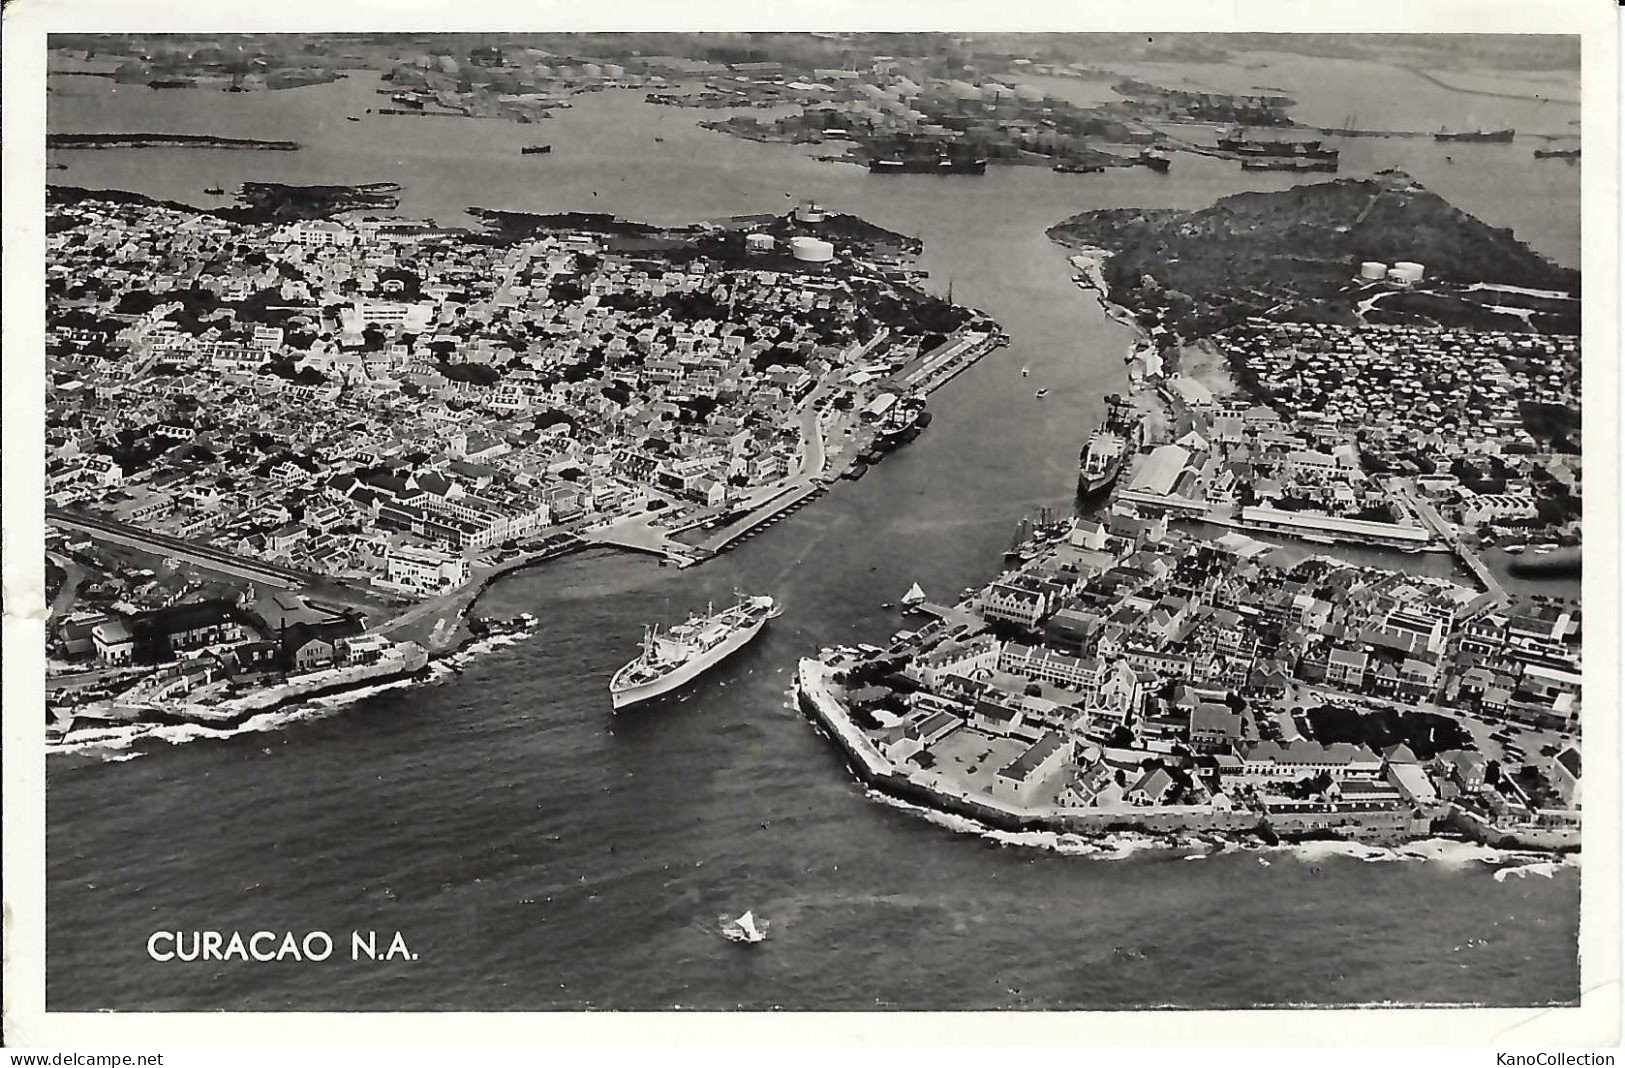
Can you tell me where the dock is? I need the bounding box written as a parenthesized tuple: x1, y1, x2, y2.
(895, 328, 998, 394)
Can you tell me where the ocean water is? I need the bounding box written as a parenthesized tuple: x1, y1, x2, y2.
(44, 47, 1581, 1010)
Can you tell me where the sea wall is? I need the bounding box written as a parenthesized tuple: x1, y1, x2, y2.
(1444, 804, 1582, 852)
(79, 647, 431, 733)
(796, 659, 1462, 844)
(796, 659, 1264, 838)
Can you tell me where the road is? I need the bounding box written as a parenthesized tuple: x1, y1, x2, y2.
(1390, 480, 1506, 603)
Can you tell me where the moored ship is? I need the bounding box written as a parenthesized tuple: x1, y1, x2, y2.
(1077, 394, 1143, 496)
(609, 595, 778, 711)
(1241, 156, 1339, 173)
(1434, 128, 1515, 143)
(1533, 147, 1580, 160)
(1217, 127, 1339, 163)
(1135, 148, 1172, 172)
(875, 396, 928, 448)
(868, 137, 987, 175)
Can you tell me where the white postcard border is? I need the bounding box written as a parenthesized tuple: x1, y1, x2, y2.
(3, 0, 1619, 1047)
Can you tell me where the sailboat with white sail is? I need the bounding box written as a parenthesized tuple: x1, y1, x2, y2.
(724, 910, 768, 944)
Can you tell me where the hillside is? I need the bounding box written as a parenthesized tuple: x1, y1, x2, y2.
(1046, 171, 1579, 340)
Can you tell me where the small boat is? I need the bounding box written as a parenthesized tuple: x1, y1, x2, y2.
(724, 910, 767, 944)
(1020, 367, 1030, 377)
(204, 186, 225, 195)
(346, 116, 361, 122)
(521, 144, 552, 155)
(1034, 389, 1049, 399)
(654, 137, 664, 143)
(879, 602, 895, 610)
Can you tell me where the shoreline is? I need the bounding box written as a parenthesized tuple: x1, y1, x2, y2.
(46, 187, 1003, 757)
(793, 658, 1576, 861)
(47, 132, 301, 151)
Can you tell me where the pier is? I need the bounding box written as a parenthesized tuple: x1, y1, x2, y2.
(894, 327, 999, 394)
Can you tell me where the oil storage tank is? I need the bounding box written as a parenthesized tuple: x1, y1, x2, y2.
(789, 237, 835, 263)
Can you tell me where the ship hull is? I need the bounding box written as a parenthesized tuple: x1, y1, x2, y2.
(1434, 130, 1515, 143)
(610, 612, 770, 711)
(868, 158, 988, 175)
(1241, 158, 1338, 172)
(1077, 459, 1123, 498)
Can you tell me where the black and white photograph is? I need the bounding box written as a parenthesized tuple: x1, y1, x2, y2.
(2, 0, 1619, 1050)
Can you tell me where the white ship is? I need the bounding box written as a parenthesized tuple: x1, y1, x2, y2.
(610, 594, 778, 711)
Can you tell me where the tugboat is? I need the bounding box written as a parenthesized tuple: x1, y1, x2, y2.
(1136, 148, 1172, 173)
(521, 144, 552, 155)
(609, 594, 779, 711)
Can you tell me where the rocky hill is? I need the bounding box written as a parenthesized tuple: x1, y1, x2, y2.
(1047, 171, 1579, 339)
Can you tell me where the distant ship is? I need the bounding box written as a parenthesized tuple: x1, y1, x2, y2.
(1217, 127, 1339, 163)
(869, 155, 988, 175)
(1077, 394, 1144, 496)
(1241, 156, 1338, 173)
(521, 144, 552, 155)
(609, 595, 778, 711)
(1534, 147, 1580, 160)
(204, 186, 225, 195)
(1053, 160, 1105, 174)
(868, 138, 987, 175)
(1136, 148, 1172, 173)
(1434, 128, 1515, 143)
(346, 116, 361, 122)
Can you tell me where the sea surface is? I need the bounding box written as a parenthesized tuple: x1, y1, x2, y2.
(45, 49, 1581, 1010)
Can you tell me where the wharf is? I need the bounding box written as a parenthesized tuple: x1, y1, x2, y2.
(895, 328, 998, 394)
(902, 600, 984, 633)
(686, 480, 829, 555)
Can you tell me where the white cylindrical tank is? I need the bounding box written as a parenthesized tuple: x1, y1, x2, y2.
(1359, 261, 1388, 281)
(745, 233, 775, 253)
(1386, 267, 1413, 286)
(794, 201, 826, 223)
(1393, 261, 1425, 283)
(788, 237, 834, 263)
